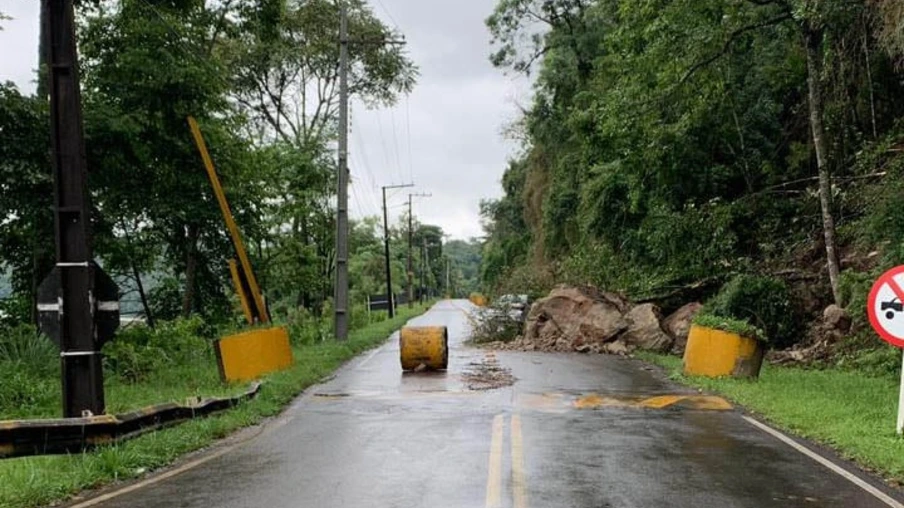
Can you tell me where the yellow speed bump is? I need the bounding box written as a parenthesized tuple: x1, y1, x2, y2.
(216, 326, 293, 382)
(572, 393, 732, 411)
(399, 326, 449, 371)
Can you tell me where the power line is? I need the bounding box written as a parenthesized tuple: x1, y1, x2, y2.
(389, 107, 405, 185)
(405, 94, 415, 184)
(374, 0, 400, 30)
(349, 148, 382, 217)
(374, 110, 400, 184)
(349, 104, 381, 200)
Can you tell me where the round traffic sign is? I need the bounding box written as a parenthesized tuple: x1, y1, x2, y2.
(868, 266, 904, 348)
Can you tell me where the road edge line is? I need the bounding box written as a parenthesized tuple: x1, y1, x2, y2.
(742, 415, 904, 508)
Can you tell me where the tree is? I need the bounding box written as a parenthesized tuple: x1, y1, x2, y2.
(0, 84, 52, 317)
(226, 0, 417, 148)
(79, 0, 261, 319)
(481, 0, 904, 316)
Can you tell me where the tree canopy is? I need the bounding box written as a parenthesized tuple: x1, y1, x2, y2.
(481, 0, 904, 321)
(0, 0, 421, 327)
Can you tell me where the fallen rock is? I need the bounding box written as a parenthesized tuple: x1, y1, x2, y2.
(622, 304, 673, 352)
(662, 302, 703, 354)
(603, 340, 630, 356)
(477, 285, 683, 356)
(823, 305, 851, 333)
(523, 286, 629, 349)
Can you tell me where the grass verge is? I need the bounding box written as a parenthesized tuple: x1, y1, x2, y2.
(0, 303, 431, 508)
(638, 352, 904, 483)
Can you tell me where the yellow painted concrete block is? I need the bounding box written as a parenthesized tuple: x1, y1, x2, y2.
(216, 326, 293, 382)
(469, 293, 487, 307)
(683, 324, 764, 379)
(399, 326, 449, 371)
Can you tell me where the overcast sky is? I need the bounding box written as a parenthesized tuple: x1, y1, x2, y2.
(0, 0, 530, 240)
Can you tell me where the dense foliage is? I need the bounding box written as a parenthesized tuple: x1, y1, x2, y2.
(480, 0, 904, 345)
(0, 0, 459, 332)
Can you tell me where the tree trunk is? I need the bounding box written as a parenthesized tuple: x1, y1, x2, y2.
(805, 26, 842, 306)
(132, 260, 155, 328)
(121, 220, 155, 327)
(182, 224, 200, 317)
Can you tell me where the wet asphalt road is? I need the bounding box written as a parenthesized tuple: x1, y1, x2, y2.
(80, 300, 904, 508)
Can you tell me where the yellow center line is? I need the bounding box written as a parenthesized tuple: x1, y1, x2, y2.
(486, 414, 504, 508)
(511, 414, 527, 508)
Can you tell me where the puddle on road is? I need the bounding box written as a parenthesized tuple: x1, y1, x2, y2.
(461, 352, 516, 391)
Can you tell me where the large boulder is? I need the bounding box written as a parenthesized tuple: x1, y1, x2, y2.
(662, 302, 703, 354)
(523, 286, 630, 350)
(823, 304, 851, 333)
(621, 304, 673, 352)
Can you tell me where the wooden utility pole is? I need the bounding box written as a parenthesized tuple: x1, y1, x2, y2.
(382, 184, 413, 318)
(40, 0, 119, 417)
(407, 193, 430, 307)
(334, 3, 350, 340)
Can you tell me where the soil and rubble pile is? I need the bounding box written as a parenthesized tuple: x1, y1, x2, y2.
(487, 285, 701, 356)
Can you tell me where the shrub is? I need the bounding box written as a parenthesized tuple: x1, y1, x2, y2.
(705, 274, 801, 348)
(0, 294, 32, 329)
(104, 317, 210, 382)
(284, 307, 332, 346)
(0, 363, 58, 415)
(0, 324, 57, 376)
(692, 313, 766, 342)
(836, 345, 901, 378)
(839, 270, 877, 331)
(469, 304, 524, 344)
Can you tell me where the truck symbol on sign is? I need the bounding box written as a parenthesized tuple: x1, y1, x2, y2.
(882, 298, 904, 320)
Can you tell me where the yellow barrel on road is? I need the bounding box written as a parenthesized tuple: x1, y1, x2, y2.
(400, 326, 449, 371)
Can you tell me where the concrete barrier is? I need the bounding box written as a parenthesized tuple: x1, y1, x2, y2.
(683, 324, 764, 379)
(216, 326, 293, 382)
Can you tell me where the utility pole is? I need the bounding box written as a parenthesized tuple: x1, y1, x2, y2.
(333, 3, 350, 340)
(407, 193, 430, 308)
(422, 236, 430, 300)
(39, 0, 119, 417)
(382, 183, 413, 318)
(335, 4, 404, 337)
(445, 257, 451, 297)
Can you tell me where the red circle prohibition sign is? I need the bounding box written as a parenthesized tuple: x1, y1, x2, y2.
(868, 265, 904, 349)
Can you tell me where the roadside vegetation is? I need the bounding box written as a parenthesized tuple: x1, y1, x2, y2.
(640, 352, 904, 483)
(479, 0, 904, 372)
(0, 304, 431, 508)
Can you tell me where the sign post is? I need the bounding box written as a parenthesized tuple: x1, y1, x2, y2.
(899, 352, 904, 435)
(867, 265, 904, 434)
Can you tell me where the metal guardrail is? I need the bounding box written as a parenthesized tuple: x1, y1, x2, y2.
(0, 382, 261, 459)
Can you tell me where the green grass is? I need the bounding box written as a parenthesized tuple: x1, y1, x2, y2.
(638, 352, 904, 482)
(0, 304, 430, 508)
